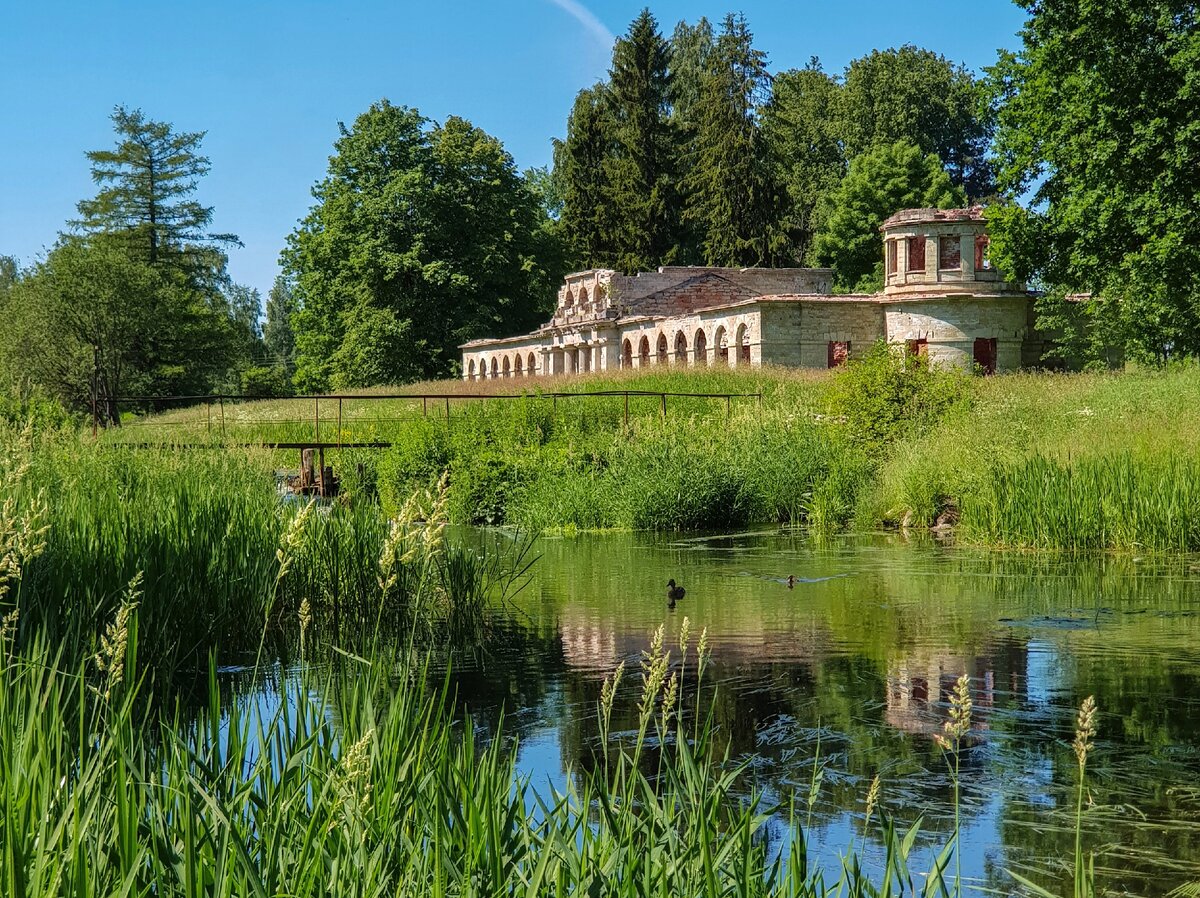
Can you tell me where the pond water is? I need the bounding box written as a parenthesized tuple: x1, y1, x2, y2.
(441, 529, 1200, 897)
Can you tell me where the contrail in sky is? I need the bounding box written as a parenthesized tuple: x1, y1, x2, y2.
(545, 0, 615, 51)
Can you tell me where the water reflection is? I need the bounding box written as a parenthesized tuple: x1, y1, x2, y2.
(440, 529, 1200, 896)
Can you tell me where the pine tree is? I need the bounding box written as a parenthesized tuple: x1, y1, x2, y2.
(604, 9, 681, 272)
(554, 86, 619, 269)
(682, 14, 784, 267)
(761, 61, 847, 263)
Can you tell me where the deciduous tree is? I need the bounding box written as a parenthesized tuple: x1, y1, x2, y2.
(812, 140, 962, 292)
(284, 101, 553, 389)
(988, 0, 1200, 365)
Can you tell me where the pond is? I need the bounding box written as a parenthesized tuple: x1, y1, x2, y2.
(438, 529, 1200, 896)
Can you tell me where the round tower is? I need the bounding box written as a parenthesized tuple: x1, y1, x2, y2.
(878, 207, 1033, 372)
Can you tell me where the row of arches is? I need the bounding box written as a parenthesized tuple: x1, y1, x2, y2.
(621, 324, 751, 369)
(466, 352, 539, 380)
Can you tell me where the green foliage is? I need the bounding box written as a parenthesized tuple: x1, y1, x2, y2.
(73, 105, 240, 278)
(554, 84, 620, 269)
(839, 46, 995, 199)
(263, 274, 297, 375)
(604, 9, 682, 272)
(827, 341, 973, 456)
(964, 453, 1200, 552)
(812, 141, 963, 291)
(682, 13, 785, 267)
(989, 0, 1200, 365)
(239, 365, 293, 398)
(762, 62, 846, 262)
(285, 101, 556, 389)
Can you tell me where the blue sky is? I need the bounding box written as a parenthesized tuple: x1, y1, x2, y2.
(2, 1, 1027, 302)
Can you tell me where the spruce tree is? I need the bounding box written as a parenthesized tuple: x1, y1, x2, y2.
(605, 9, 680, 272)
(553, 85, 619, 269)
(683, 14, 784, 267)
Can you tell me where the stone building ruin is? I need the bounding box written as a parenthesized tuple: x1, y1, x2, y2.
(461, 207, 1040, 379)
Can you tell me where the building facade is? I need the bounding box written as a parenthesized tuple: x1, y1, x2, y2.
(460, 207, 1041, 379)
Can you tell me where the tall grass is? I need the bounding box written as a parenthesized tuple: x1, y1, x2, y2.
(962, 453, 1200, 551)
(0, 610, 1104, 896)
(0, 426, 527, 680)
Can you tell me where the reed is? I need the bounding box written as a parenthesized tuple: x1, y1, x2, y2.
(961, 453, 1200, 551)
(0, 426, 528, 680)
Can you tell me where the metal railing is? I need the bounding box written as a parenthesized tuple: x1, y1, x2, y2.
(102, 388, 764, 447)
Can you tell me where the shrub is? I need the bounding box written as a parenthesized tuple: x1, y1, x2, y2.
(240, 365, 294, 398)
(827, 341, 973, 456)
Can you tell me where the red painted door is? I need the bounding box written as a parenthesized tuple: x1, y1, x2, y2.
(973, 337, 997, 374)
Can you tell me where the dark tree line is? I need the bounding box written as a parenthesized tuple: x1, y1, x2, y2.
(552, 11, 990, 289)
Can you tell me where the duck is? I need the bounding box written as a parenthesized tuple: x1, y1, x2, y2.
(786, 574, 795, 590)
(666, 579, 686, 607)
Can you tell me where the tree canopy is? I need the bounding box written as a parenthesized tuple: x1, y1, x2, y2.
(988, 0, 1200, 365)
(284, 101, 558, 389)
(812, 140, 963, 292)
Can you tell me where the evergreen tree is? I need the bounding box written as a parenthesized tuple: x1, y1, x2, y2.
(554, 85, 619, 269)
(263, 275, 297, 375)
(74, 106, 240, 278)
(762, 61, 847, 263)
(668, 17, 716, 263)
(811, 140, 963, 292)
(683, 14, 784, 267)
(604, 9, 681, 272)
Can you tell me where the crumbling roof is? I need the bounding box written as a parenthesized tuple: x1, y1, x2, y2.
(879, 206, 986, 231)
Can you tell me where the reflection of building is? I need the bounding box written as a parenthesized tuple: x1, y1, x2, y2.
(885, 641, 1029, 738)
(462, 208, 1040, 378)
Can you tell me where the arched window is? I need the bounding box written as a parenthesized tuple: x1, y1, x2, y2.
(638, 335, 650, 366)
(736, 324, 750, 365)
(490, 358, 499, 378)
(674, 331, 688, 364)
(656, 333, 668, 364)
(514, 355, 523, 376)
(622, 338, 633, 368)
(715, 326, 729, 366)
(502, 356, 511, 377)
(578, 285, 589, 309)
(563, 289, 574, 309)
(468, 359, 476, 381)
(528, 352, 537, 375)
(694, 329, 708, 366)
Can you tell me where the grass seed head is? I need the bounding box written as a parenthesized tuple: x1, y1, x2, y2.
(1074, 695, 1097, 768)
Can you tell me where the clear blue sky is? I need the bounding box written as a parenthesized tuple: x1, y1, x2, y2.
(2, 1, 1027, 303)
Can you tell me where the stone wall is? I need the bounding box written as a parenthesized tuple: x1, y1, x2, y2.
(883, 295, 1032, 371)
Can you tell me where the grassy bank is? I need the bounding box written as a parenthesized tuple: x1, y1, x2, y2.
(100, 355, 1200, 551)
(0, 426, 524, 680)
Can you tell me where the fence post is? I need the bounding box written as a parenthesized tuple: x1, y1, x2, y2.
(314, 396, 320, 443)
(337, 398, 343, 451)
(445, 396, 450, 420)
(423, 396, 428, 417)
(661, 393, 666, 418)
(219, 396, 225, 437)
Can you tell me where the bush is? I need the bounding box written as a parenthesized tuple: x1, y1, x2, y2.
(240, 365, 294, 398)
(827, 341, 973, 456)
